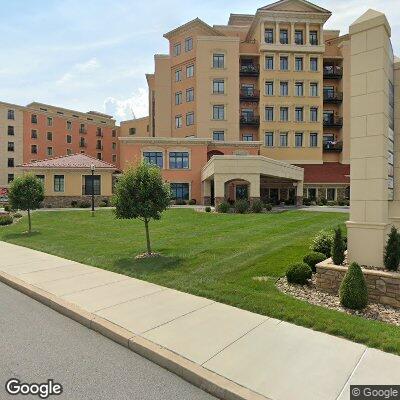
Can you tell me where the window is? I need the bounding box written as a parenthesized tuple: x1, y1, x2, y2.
(310, 133, 318, 147)
(80, 123, 86, 133)
(295, 57, 303, 71)
(169, 152, 189, 169)
(310, 31, 318, 45)
(213, 54, 224, 69)
(112, 129, 116, 137)
(186, 112, 194, 126)
(280, 81, 288, 96)
(280, 56, 288, 71)
(112, 154, 117, 163)
(7, 142, 14, 152)
(67, 149, 72, 155)
(308, 188, 317, 200)
(310, 107, 318, 122)
(295, 82, 304, 96)
(279, 132, 288, 147)
(30, 129, 37, 139)
(175, 115, 182, 128)
(280, 107, 289, 121)
(327, 188, 336, 201)
(265, 28, 274, 43)
(186, 64, 194, 78)
(295, 132, 303, 147)
(173, 42, 181, 56)
(310, 57, 318, 71)
(31, 114, 37, 124)
(66, 121, 72, 130)
(213, 105, 224, 120)
(112, 142, 117, 150)
(295, 107, 304, 122)
(129, 127, 136, 135)
(8, 126, 14, 136)
(47, 147, 53, 157)
(97, 153, 102, 160)
(143, 151, 163, 168)
(7, 110, 15, 120)
(47, 117, 53, 126)
(265, 132, 274, 147)
(186, 88, 194, 102)
(265, 107, 274, 121)
(310, 82, 318, 97)
(83, 175, 101, 195)
(213, 79, 225, 94)
(175, 69, 181, 82)
(8, 158, 14, 167)
(265, 81, 274, 96)
(8, 174, 14, 183)
(243, 134, 253, 141)
(295, 30, 303, 45)
(213, 131, 224, 141)
(185, 37, 193, 52)
(47, 132, 53, 141)
(265, 56, 274, 70)
(31, 145, 37, 154)
(280, 29, 288, 44)
(170, 183, 189, 201)
(175, 92, 182, 105)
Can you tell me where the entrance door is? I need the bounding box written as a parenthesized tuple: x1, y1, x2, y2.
(235, 184, 248, 200)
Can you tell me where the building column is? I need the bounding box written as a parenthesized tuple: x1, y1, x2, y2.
(275, 21, 280, 44)
(202, 179, 211, 206)
(305, 22, 310, 45)
(319, 24, 324, 45)
(291, 22, 295, 45)
(296, 180, 303, 206)
(249, 174, 261, 204)
(214, 176, 225, 207)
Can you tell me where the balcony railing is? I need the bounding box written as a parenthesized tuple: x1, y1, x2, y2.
(323, 141, 343, 152)
(96, 131, 103, 137)
(240, 89, 260, 102)
(240, 115, 260, 126)
(323, 66, 343, 79)
(323, 91, 343, 103)
(240, 64, 259, 76)
(79, 128, 87, 134)
(79, 142, 86, 148)
(323, 116, 343, 127)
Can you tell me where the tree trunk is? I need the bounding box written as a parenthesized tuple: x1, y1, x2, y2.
(27, 208, 31, 234)
(144, 218, 151, 255)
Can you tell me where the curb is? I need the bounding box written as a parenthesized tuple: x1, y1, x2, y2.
(0, 271, 270, 400)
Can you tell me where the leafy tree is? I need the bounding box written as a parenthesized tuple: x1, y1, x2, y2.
(8, 174, 44, 233)
(113, 162, 171, 255)
(384, 226, 400, 271)
(331, 227, 345, 265)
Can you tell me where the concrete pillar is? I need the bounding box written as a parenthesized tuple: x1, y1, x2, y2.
(260, 20, 265, 43)
(291, 22, 295, 45)
(202, 179, 211, 206)
(296, 180, 304, 206)
(275, 21, 280, 44)
(306, 23, 310, 45)
(346, 10, 394, 268)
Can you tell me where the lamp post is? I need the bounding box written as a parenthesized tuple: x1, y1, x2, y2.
(90, 164, 95, 216)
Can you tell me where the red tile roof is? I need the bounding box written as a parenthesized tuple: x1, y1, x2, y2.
(298, 163, 350, 184)
(19, 154, 116, 170)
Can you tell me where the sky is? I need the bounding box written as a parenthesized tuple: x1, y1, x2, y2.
(0, 0, 399, 123)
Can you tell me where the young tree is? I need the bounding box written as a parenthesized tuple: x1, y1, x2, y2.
(331, 227, 345, 265)
(113, 162, 171, 255)
(384, 226, 400, 271)
(8, 174, 44, 233)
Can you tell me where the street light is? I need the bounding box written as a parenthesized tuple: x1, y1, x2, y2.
(90, 164, 95, 215)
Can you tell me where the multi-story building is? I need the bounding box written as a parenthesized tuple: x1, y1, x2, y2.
(120, 0, 354, 205)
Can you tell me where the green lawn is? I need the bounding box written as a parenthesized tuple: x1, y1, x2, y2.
(1, 209, 399, 354)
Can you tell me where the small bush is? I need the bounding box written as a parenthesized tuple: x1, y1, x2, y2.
(175, 199, 187, 205)
(234, 199, 249, 214)
(78, 201, 91, 208)
(284, 198, 294, 206)
(338, 198, 349, 206)
(205, 206, 211, 213)
(303, 252, 326, 273)
(217, 202, 230, 213)
(317, 197, 327, 206)
(13, 212, 23, 219)
(310, 230, 333, 257)
(286, 263, 312, 285)
(303, 198, 311, 206)
(188, 199, 196, 205)
(251, 199, 263, 213)
(264, 203, 272, 212)
(4, 204, 11, 212)
(70, 200, 78, 208)
(332, 227, 346, 265)
(339, 262, 368, 310)
(384, 226, 400, 271)
(0, 215, 13, 226)
(101, 198, 110, 206)
(327, 201, 337, 207)
(99, 201, 108, 207)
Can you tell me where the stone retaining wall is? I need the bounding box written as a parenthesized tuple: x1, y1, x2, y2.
(42, 196, 111, 208)
(316, 261, 400, 308)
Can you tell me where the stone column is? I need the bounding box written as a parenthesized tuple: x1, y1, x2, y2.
(214, 176, 225, 207)
(275, 22, 280, 44)
(291, 22, 295, 45)
(305, 23, 310, 45)
(296, 180, 303, 206)
(202, 179, 211, 206)
(347, 10, 394, 268)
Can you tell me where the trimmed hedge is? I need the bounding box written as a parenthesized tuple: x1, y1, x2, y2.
(264, 203, 273, 212)
(332, 227, 346, 265)
(205, 206, 211, 213)
(339, 262, 368, 310)
(0, 215, 13, 226)
(286, 262, 312, 285)
(303, 252, 326, 273)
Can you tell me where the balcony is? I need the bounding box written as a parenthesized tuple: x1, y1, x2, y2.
(240, 89, 260, 102)
(323, 65, 343, 79)
(79, 142, 87, 148)
(323, 141, 343, 152)
(323, 116, 343, 128)
(240, 64, 259, 77)
(240, 115, 260, 126)
(79, 128, 87, 134)
(323, 91, 343, 103)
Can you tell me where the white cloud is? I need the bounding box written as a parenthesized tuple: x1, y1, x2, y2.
(56, 58, 100, 85)
(103, 88, 148, 122)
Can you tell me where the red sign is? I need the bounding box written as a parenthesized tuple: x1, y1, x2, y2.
(0, 187, 9, 202)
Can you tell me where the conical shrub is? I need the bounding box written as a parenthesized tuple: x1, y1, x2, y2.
(339, 263, 368, 310)
(384, 226, 400, 271)
(331, 227, 345, 265)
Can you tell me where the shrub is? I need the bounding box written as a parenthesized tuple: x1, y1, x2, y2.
(188, 199, 196, 205)
(175, 199, 187, 205)
(217, 202, 230, 213)
(99, 201, 108, 207)
(317, 197, 328, 206)
(338, 198, 349, 206)
(310, 230, 333, 257)
(332, 227, 346, 265)
(13, 212, 23, 219)
(70, 200, 78, 208)
(101, 198, 110, 206)
(303, 198, 311, 206)
(234, 199, 249, 214)
(327, 201, 337, 207)
(265, 203, 272, 212)
(284, 198, 294, 206)
(384, 226, 400, 271)
(4, 204, 11, 212)
(286, 263, 312, 285)
(0, 215, 13, 226)
(205, 206, 211, 213)
(78, 201, 91, 208)
(339, 263, 368, 310)
(303, 252, 326, 273)
(251, 199, 263, 213)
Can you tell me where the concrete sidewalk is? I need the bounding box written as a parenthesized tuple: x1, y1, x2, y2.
(0, 241, 399, 400)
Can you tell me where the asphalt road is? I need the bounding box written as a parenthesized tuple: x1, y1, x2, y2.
(0, 282, 216, 400)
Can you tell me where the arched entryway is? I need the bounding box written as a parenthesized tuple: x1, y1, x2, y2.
(224, 178, 251, 203)
(207, 150, 224, 161)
